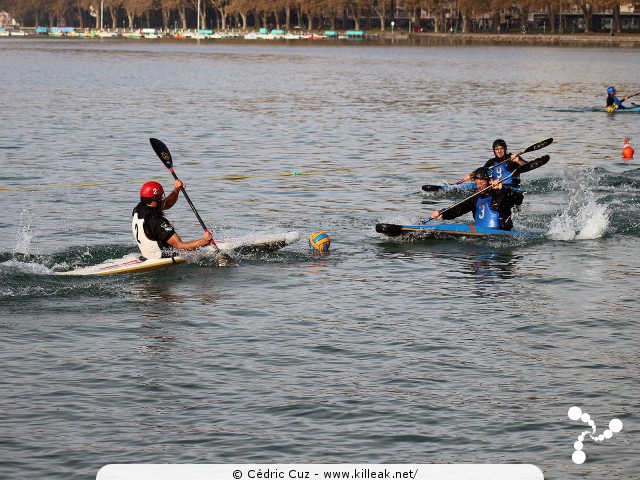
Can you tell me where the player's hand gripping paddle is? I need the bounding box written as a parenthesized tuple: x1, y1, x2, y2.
(149, 138, 232, 264)
(433, 154, 550, 221)
(453, 137, 553, 185)
(422, 138, 553, 192)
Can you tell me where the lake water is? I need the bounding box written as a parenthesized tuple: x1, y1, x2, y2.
(1, 37, 639, 479)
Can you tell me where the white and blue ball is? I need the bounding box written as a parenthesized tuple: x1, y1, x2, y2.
(309, 232, 330, 252)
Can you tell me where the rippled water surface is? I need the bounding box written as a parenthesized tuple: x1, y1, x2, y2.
(1, 38, 639, 479)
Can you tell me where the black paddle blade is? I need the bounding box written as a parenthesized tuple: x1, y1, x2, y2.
(518, 155, 550, 174)
(522, 137, 553, 154)
(149, 138, 174, 169)
(422, 185, 443, 192)
(376, 223, 405, 237)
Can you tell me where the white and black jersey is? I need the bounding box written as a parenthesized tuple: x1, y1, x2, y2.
(131, 202, 176, 259)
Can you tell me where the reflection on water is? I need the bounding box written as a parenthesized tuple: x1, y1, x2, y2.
(464, 248, 521, 282)
(129, 275, 187, 304)
(138, 320, 179, 354)
(128, 270, 225, 307)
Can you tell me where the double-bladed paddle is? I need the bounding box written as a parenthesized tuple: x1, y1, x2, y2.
(434, 154, 549, 218)
(149, 138, 230, 262)
(379, 154, 550, 237)
(421, 137, 553, 192)
(463, 136, 552, 180)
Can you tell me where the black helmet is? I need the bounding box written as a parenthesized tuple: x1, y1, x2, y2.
(492, 139, 507, 150)
(473, 167, 491, 181)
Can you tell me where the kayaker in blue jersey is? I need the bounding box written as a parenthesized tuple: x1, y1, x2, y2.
(430, 167, 524, 231)
(461, 139, 526, 187)
(132, 180, 212, 259)
(606, 86, 628, 110)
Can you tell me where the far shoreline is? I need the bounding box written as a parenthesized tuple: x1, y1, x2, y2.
(3, 29, 640, 47)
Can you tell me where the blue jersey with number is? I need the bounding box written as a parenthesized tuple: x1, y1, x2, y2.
(474, 195, 500, 228)
(488, 160, 517, 186)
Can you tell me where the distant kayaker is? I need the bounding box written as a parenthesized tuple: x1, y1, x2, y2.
(132, 180, 212, 259)
(461, 139, 526, 187)
(430, 167, 524, 231)
(606, 86, 628, 110)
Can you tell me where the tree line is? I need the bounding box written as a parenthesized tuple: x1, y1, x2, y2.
(0, 0, 634, 34)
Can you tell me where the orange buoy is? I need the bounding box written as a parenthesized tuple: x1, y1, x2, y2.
(622, 138, 634, 161)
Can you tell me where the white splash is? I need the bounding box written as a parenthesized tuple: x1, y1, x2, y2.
(14, 207, 38, 255)
(0, 259, 52, 275)
(547, 168, 609, 241)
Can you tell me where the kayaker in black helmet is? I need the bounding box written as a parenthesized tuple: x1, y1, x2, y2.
(461, 139, 527, 187)
(430, 167, 524, 231)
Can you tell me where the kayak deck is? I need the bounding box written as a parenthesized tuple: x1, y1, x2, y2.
(59, 231, 301, 276)
(57, 254, 186, 276)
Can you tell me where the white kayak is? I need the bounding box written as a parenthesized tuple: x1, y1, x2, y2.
(59, 231, 301, 276)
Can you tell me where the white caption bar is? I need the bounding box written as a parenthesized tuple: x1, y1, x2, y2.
(97, 464, 543, 480)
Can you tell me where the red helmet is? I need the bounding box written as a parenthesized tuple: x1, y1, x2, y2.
(140, 181, 164, 199)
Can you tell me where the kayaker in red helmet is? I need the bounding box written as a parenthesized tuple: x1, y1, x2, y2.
(132, 179, 212, 259)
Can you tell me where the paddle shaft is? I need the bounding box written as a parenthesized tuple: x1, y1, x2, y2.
(166, 169, 219, 250)
(149, 138, 220, 251)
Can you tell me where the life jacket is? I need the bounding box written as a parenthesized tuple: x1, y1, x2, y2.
(131, 203, 174, 260)
(489, 160, 516, 186)
(474, 195, 500, 228)
(132, 211, 163, 260)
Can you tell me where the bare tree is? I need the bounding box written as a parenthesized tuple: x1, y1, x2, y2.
(121, 0, 153, 27)
(186, 0, 207, 28)
(601, 0, 620, 33)
(253, 0, 272, 27)
(299, 0, 323, 30)
(458, 0, 492, 32)
(47, 0, 72, 26)
(4, 0, 48, 26)
(209, 0, 231, 29)
(577, 0, 592, 32)
(104, 0, 122, 28)
(346, 0, 365, 30)
(527, 0, 559, 33)
(228, 0, 251, 29)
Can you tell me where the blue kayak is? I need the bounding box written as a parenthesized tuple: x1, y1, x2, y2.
(376, 222, 541, 239)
